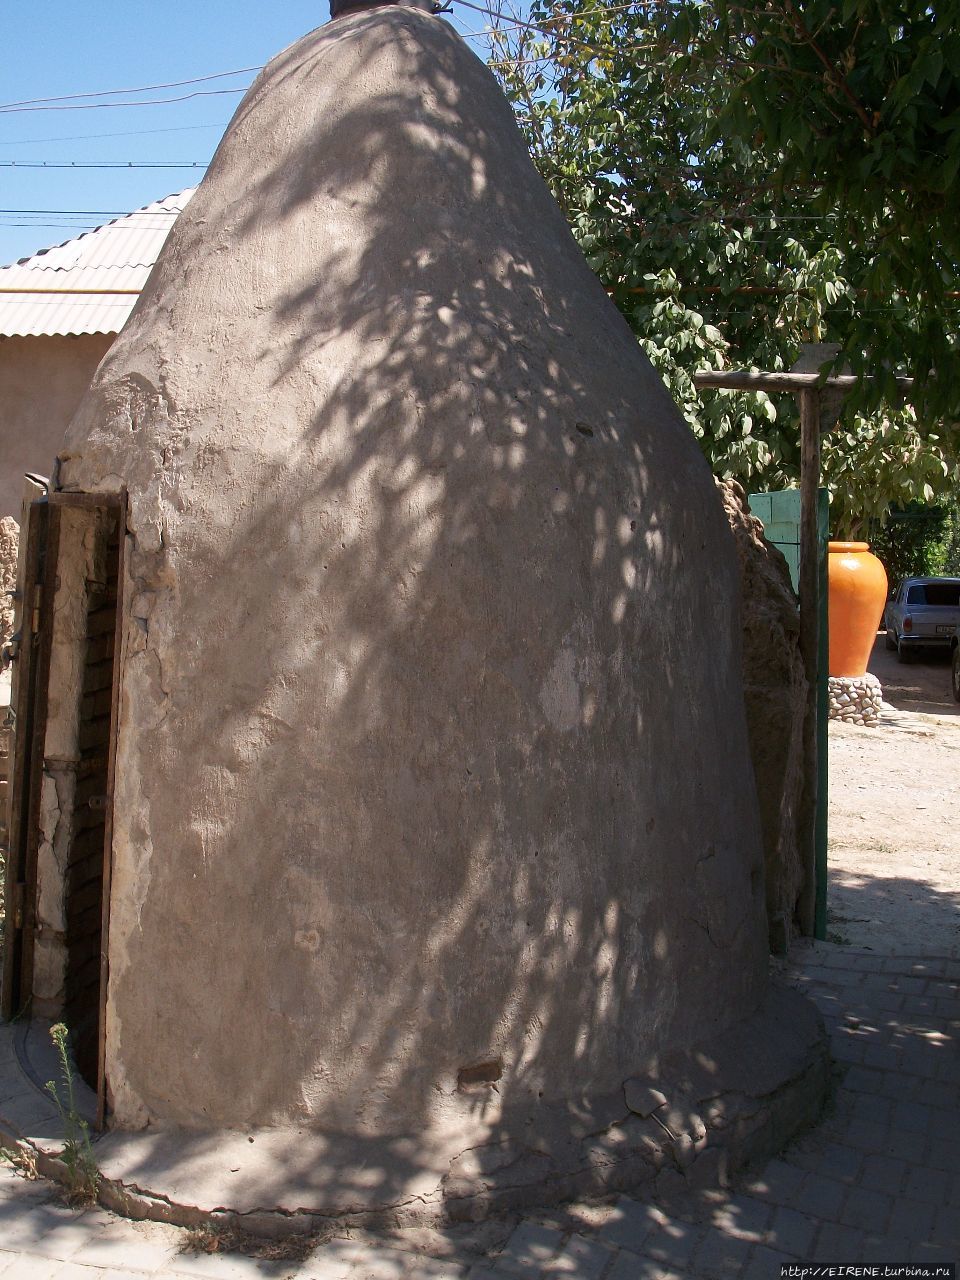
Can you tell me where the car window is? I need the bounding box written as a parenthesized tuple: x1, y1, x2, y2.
(906, 585, 927, 604)
(924, 583, 960, 607)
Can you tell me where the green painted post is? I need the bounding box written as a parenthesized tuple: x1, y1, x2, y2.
(814, 489, 829, 941)
(748, 487, 830, 940)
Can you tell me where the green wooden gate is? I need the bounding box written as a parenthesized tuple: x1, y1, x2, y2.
(748, 487, 830, 941)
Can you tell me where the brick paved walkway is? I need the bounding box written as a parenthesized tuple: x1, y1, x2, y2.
(1, 942, 957, 1278)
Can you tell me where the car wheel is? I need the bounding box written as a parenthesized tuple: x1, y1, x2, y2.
(952, 646, 960, 703)
(885, 629, 897, 651)
(897, 637, 913, 663)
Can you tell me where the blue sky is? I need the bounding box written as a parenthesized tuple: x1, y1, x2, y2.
(0, 0, 498, 266)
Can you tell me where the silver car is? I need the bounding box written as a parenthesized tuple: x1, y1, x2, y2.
(884, 576, 960, 663)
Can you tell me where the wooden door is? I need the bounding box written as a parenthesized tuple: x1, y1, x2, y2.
(1, 487, 125, 1122)
(2, 477, 54, 1021)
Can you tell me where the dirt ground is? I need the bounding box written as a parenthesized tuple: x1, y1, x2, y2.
(826, 634, 960, 954)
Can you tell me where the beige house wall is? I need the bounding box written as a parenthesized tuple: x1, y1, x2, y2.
(0, 333, 113, 519)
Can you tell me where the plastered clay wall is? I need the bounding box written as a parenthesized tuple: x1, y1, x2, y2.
(60, 10, 777, 1154)
(718, 480, 807, 946)
(0, 335, 113, 520)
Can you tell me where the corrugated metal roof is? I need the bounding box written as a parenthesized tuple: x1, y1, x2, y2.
(0, 188, 194, 338)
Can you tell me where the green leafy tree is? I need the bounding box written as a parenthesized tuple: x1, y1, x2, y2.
(481, 0, 960, 536)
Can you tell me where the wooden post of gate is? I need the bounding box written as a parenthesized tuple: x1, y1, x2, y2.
(796, 385, 822, 937)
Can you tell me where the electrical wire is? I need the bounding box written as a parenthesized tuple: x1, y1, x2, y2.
(0, 161, 207, 169)
(0, 123, 228, 146)
(0, 88, 248, 115)
(0, 66, 261, 111)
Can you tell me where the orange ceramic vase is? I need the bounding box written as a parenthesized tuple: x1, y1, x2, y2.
(827, 542, 888, 677)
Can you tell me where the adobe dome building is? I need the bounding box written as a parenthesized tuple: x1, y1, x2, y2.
(2, 0, 826, 1225)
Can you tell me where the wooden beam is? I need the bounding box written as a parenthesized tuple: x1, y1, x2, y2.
(97, 493, 127, 1129)
(693, 370, 914, 393)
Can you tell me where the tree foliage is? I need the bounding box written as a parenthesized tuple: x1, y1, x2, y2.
(483, 0, 960, 536)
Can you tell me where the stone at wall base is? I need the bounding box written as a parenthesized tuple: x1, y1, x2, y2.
(2, 983, 829, 1235)
(827, 673, 882, 727)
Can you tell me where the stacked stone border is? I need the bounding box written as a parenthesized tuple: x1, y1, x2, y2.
(828, 674, 882, 727)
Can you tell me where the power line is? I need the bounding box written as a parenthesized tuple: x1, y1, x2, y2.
(0, 161, 207, 169)
(0, 208, 180, 215)
(0, 66, 261, 111)
(0, 88, 248, 115)
(0, 123, 228, 146)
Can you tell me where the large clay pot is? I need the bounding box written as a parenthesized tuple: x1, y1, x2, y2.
(827, 541, 888, 676)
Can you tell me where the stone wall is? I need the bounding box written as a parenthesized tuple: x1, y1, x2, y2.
(718, 480, 807, 949)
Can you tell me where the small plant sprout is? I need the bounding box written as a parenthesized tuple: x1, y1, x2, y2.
(44, 1022, 99, 1204)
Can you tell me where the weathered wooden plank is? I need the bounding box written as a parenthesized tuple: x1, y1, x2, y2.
(97, 497, 126, 1126)
(1, 480, 48, 1018)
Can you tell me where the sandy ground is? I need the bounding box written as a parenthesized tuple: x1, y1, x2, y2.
(826, 635, 960, 954)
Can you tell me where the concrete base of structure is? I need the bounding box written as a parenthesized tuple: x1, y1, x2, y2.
(827, 673, 883, 727)
(1, 982, 829, 1235)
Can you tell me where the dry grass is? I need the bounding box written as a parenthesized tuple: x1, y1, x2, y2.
(181, 1221, 339, 1262)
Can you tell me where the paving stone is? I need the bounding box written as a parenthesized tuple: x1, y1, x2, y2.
(862, 1045, 899, 1072)
(175, 1248, 293, 1279)
(812, 1222, 864, 1260)
(838, 1118, 886, 1153)
(604, 1250, 683, 1280)
(768, 1207, 817, 1258)
(69, 1220, 182, 1272)
(879, 1128, 927, 1164)
(858, 1154, 906, 1196)
(903, 1164, 953, 1205)
(928, 1105, 960, 1142)
(8, 1205, 114, 1262)
(689, 1228, 752, 1277)
(900, 1047, 942, 1079)
(850, 1095, 892, 1126)
(916, 1080, 958, 1111)
(887, 1196, 938, 1242)
(595, 1198, 660, 1254)
(740, 1159, 805, 1204)
(742, 1245, 795, 1280)
(0, 1255, 64, 1280)
(915, 1241, 960, 1269)
(829, 1039, 864, 1065)
(839, 1186, 893, 1234)
(840, 1066, 885, 1096)
(818, 1144, 862, 1185)
(709, 1195, 772, 1242)
(642, 1216, 703, 1268)
(891, 1100, 933, 1134)
(0, 1202, 78, 1252)
(859, 1234, 914, 1265)
(541, 1233, 614, 1279)
(933, 1202, 960, 1247)
(871, 991, 905, 1013)
(926, 1137, 960, 1175)
(790, 1173, 846, 1220)
(495, 1223, 564, 1274)
(11, 1264, 94, 1280)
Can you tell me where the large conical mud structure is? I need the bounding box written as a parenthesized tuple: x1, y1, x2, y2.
(40, 3, 825, 1220)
